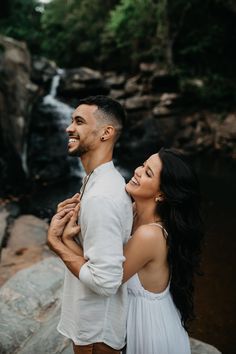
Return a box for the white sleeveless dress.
[126,223,191,354]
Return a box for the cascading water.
[27,69,84,182]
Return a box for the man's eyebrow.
[71,115,86,122]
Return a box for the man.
[47,96,133,354]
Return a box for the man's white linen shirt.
[57,161,133,349]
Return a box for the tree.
[0,0,43,54]
[102,0,162,70]
[41,0,118,68]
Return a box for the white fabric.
[57,161,133,349]
[126,273,191,354]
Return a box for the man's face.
[66,104,100,157]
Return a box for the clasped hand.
[47,193,81,250]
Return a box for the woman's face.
[126,153,163,201]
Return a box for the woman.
[60,148,203,354]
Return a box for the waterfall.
[28,69,83,180]
[43,68,73,125]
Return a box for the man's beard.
[68,144,90,157]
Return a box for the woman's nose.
[134,166,141,177]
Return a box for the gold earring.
[155,197,162,203]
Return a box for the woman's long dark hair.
[157,148,204,331]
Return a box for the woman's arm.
[122,225,165,283]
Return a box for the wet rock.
[58,67,110,98]
[139,62,158,74]
[190,338,221,354]
[32,56,58,86]
[125,95,159,111]
[110,89,126,100]
[0,215,50,286]
[159,93,180,107]
[0,35,39,195]
[152,105,173,117]
[7,215,48,250]
[151,71,179,93]
[0,257,222,354]
[220,113,236,139]
[0,206,9,249]
[104,73,126,89]
[0,257,65,354]
[124,75,142,96]
[176,126,195,144]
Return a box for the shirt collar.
[92,161,114,177]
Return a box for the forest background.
[0,1,236,354]
[1,0,236,110]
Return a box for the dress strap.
[148,223,168,239]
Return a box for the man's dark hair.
[78,95,126,140]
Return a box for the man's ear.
[100,125,115,141]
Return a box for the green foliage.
[0,0,43,53]
[41,0,118,67]
[0,0,236,109]
[102,0,162,69]
[169,0,236,79]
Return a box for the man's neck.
[80,150,113,174]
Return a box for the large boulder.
[0,257,222,354]
[0,214,50,286]
[0,35,38,195]
[58,67,110,98]
[0,257,69,354]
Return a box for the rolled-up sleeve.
[79,195,125,296]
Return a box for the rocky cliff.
[0,35,38,194]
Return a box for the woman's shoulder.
[133,223,167,245]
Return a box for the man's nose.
[66,123,74,133]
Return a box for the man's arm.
[79,196,125,296]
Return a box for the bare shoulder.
[132,224,167,247]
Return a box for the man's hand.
[47,208,74,251]
[47,207,86,276]
[62,203,81,241]
[57,193,80,213]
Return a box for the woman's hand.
[57,193,80,213]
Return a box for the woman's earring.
[155,197,159,203]
[101,137,105,141]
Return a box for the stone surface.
[58,67,109,97]
[0,35,39,195]
[0,257,66,354]
[0,257,222,354]
[0,207,9,248]
[190,338,221,354]
[0,215,50,286]
[125,95,159,111]
[7,214,48,250]
[32,56,58,85]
